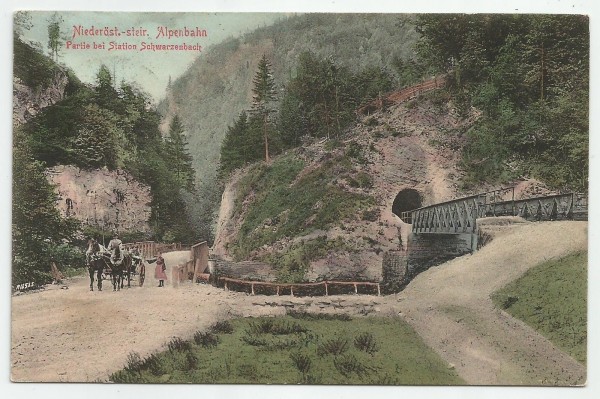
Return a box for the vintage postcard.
[8,3,592,394]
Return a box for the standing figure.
[154,253,167,287]
[106,233,122,253]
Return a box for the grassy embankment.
[229,149,376,282]
[110,313,464,384]
[491,251,587,364]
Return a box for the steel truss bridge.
[400,188,588,234]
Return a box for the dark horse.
[109,245,126,291]
[86,239,109,291]
[109,246,139,290]
[120,250,135,289]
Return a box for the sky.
[19,11,285,101]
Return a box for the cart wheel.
[139,265,145,287]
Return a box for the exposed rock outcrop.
[46,165,152,233]
[13,72,69,128]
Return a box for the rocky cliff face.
[46,166,152,233]
[12,72,69,128]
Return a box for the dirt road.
[396,219,587,385]
[11,221,587,384]
[10,251,281,382]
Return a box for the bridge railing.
[408,194,486,234]
[402,189,587,233]
[483,192,587,221]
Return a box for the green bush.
[241,332,268,347]
[182,352,199,371]
[365,117,378,127]
[361,208,380,222]
[318,336,349,356]
[193,331,219,348]
[324,139,343,151]
[354,332,379,355]
[290,352,312,375]
[236,363,259,379]
[345,141,363,159]
[210,320,234,334]
[124,352,143,373]
[354,172,373,189]
[142,353,167,376]
[48,243,85,271]
[167,337,192,353]
[333,353,372,377]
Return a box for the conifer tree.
[47,13,64,62]
[14,11,32,38]
[95,64,118,110]
[167,114,196,191]
[251,55,277,164]
[13,129,78,285]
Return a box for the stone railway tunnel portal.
[392,188,423,220]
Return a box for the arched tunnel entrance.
[392,189,423,223]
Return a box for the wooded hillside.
[161,14,423,232]
[416,14,588,191]
[13,37,199,286]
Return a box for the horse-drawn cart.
[101,256,146,287]
[87,239,148,291]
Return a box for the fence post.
[512,186,516,216]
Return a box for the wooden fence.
[218,277,381,297]
[122,241,191,259]
[357,75,447,115]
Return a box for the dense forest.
[217,14,588,192]
[218,51,398,177]
[13,33,198,286]
[416,14,588,191]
